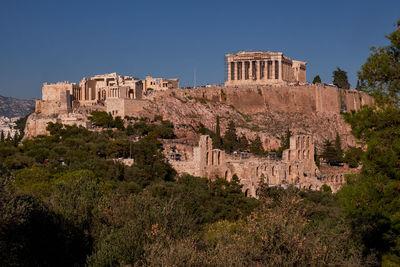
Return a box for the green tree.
[249,136,265,155]
[356,80,361,90]
[321,140,337,164]
[344,147,363,168]
[222,120,238,153]
[12,133,19,147]
[334,133,344,163]
[46,122,64,136]
[0,191,89,266]
[276,129,292,157]
[312,75,322,84]
[338,23,400,265]
[358,20,400,104]
[15,114,30,132]
[88,111,113,128]
[112,116,125,130]
[238,135,249,152]
[333,67,350,89]
[213,116,222,149]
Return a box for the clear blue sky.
[0,0,399,99]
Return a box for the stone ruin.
[225,51,306,87]
[166,134,346,196]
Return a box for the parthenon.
[225,51,307,86]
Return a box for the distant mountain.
[0,95,35,118]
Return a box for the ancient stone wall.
[23,113,88,139]
[105,99,150,117]
[167,134,328,197]
[171,85,373,115]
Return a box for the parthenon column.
[235,61,239,80]
[228,60,232,81]
[272,60,276,79]
[249,61,253,81]
[242,61,246,81]
[256,60,261,81]
[278,60,282,81]
[232,61,236,81]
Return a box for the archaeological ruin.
[166,134,345,196]
[24,51,374,195]
[225,51,306,86]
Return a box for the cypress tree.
[0,130,4,142]
[213,116,222,149]
[322,140,336,164]
[276,129,292,157]
[13,132,19,147]
[334,133,344,162]
[356,80,361,90]
[223,120,238,153]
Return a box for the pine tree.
[333,67,350,89]
[312,75,322,84]
[0,130,4,142]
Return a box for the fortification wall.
[172,85,373,115]
[24,113,88,139]
[106,99,150,117]
[42,82,73,101]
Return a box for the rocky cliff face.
[137,85,371,152]
[24,85,372,154]
[0,95,35,118]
